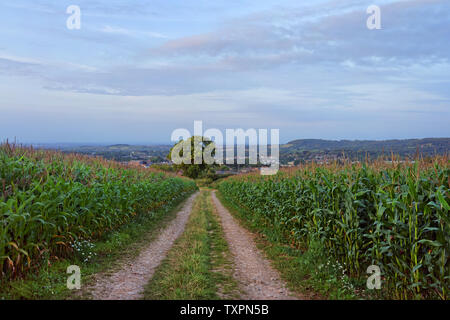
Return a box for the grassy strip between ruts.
[144,190,240,300]
[215,190,379,300]
[0,190,196,300]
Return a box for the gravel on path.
[211,191,303,300]
[86,192,199,300]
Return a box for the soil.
[85,192,199,300]
[211,191,303,300]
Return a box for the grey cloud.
[2,0,450,98]
[0,58,43,76]
[147,0,450,70]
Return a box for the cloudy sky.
[0,0,449,144]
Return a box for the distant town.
[33,137,449,173]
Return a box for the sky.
[0,0,449,144]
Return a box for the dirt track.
[211,191,302,300]
[84,190,302,300]
[85,192,198,300]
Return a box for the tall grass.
[0,143,197,279]
[218,157,449,299]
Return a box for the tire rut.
[211,191,303,300]
[85,192,199,300]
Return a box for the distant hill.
[280,138,449,163]
[54,144,172,163]
[107,144,131,147]
[36,138,449,165]
[283,138,449,152]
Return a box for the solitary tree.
[167,136,217,179]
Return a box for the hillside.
[34,138,450,166]
[281,138,450,163]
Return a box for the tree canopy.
[167,136,217,179]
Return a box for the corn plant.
[218,157,449,299]
[0,143,197,279]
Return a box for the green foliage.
[167,136,217,179]
[0,194,190,299]
[0,143,197,280]
[150,163,177,173]
[218,160,450,299]
[216,191,360,299]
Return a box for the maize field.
[0,143,197,279]
[218,158,449,299]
